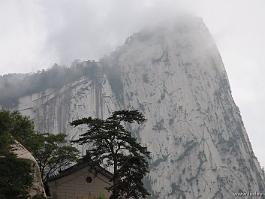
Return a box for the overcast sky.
[0,0,264,166]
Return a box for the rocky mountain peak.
[4,17,265,198]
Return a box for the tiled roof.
[47,157,113,182]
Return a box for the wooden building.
[47,159,112,199]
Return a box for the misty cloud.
[0,0,264,166]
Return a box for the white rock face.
[17,72,118,154]
[16,17,265,198]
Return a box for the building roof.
[47,157,113,182]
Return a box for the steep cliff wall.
[14,17,265,198]
[17,66,119,154]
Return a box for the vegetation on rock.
[0,110,33,199]
[30,133,79,183]
[0,110,79,198]
[0,61,98,108]
[71,110,151,199]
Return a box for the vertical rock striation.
[12,17,264,198]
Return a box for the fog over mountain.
[0,0,264,168]
[4,18,265,198]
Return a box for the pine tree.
[70,110,151,199]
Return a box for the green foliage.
[97,193,106,199]
[0,110,34,199]
[71,110,151,199]
[0,60,98,108]
[0,155,33,199]
[0,110,35,152]
[0,131,12,155]
[32,194,46,199]
[0,113,13,155]
[0,109,79,193]
[30,133,80,182]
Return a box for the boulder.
[12,141,47,198]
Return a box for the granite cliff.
[2,17,264,198]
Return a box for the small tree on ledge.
[70,110,151,199]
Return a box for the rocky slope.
[10,17,265,198]
[12,141,46,198]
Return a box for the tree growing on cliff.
[29,133,79,183]
[0,110,33,199]
[70,110,151,199]
[0,110,79,184]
